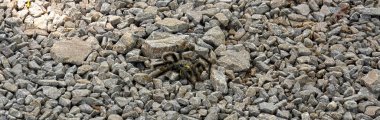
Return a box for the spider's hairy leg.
[162,52,179,62]
[151,61,172,69]
[149,64,173,78]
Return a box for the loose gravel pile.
[1,0,380,119]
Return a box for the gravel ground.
[1,0,380,120]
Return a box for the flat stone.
[42,86,61,99]
[141,35,189,58]
[361,69,380,92]
[50,38,92,65]
[218,50,251,72]
[210,66,228,94]
[358,8,380,16]
[156,18,189,33]
[203,26,225,47]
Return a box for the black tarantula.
[148,50,215,85]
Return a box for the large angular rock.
[218,50,251,72]
[113,32,137,54]
[210,66,228,94]
[50,38,92,65]
[156,18,189,33]
[202,26,225,47]
[141,35,189,58]
[361,69,380,92]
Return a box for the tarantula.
[148,51,215,84]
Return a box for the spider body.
[149,51,213,84]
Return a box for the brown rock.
[50,38,93,65]
[141,35,189,58]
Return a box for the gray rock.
[258,102,278,114]
[277,110,290,119]
[9,108,22,118]
[255,3,270,14]
[156,18,189,33]
[166,111,180,120]
[42,86,61,99]
[28,61,41,70]
[344,100,358,110]
[115,97,129,107]
[113,32,137,54]
[256,61,270,72]
[210,66,228,94]
[141,35,189,58]
[359,8,380,16]
[59,97,71,107]
[98,61,110,73]
[77,65,93,74]
[292,4,311,16]
[327,101,338,111]
[4,17,22,26]
[204,107,219,120]
[218,50,251,72]
[50,38,92,65]
[308,0,319,11]
[11,64,23,75]
[100,3,111,14]
[186,11,202,24]
[203,26,226,47]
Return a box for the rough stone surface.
[141,35,189,58]
[218,50,251,72]
[50,38,92,65]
